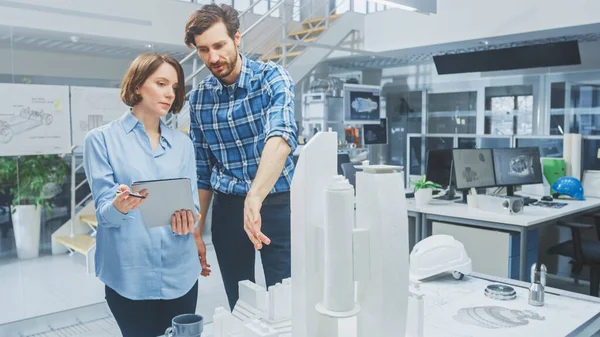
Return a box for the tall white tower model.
[291,130,409,337]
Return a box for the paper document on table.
[417,275,600,337]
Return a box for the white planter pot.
[12,205,42,259]
[414,189,432,207]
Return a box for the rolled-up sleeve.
[184,137,201,229]
[263,65,298,153]
[189,92,216,191]
[82,130,133,228]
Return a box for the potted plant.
[411,175,441,207]
[0,155,68,259]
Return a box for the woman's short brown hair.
[184,4,240,48]
[120,53,186,114]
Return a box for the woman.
[83,53,211,337]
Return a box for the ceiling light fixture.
[70,36,80,43]
[368,0,417,11]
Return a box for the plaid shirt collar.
[204,54,252,93]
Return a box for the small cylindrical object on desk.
[563,133,573,176]
[322,175,355,313]
[466,194,478,209]
[571,133,582,180]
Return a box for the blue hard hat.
[551,176,585,200]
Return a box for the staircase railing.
[255,0,353,68]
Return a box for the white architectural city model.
[212,130,424,337]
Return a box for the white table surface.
[200,273,600,337]
[406,194,600,227]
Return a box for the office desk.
[195,272,600,337]
[407,195,600,281]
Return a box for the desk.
[418,272,600,337]
[407,195,600,281]
[196,272,600,337]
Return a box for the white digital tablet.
[131,178,198,229]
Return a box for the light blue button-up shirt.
[83,112,201,300]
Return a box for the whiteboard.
[0,83,71,156]
[70,86,128,147]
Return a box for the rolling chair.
[547,214,600,297]
[341,162,357,191]
[338,153,351,176]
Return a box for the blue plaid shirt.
[188,55,298,196]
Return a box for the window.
[427,91,477,134]
[484,85,534,136]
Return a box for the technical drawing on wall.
[70,86,128,147]
[508,155,534,177]
[80,115,105,134]
[0,107,54,144]
[454,306,545,329]
[0,83,71,156]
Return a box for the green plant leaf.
[0,155,69,210]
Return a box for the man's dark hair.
[185,4,240,48]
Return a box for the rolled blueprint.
[322,175,355,313]
[563,133,573,177]
[571,133,582,180]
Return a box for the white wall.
[0,0,286,51]
[365,0,600,52]
[0,48,130,81]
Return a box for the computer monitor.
[343,84,381,125]
[452,148,496,202]
[363,118,388,145]
[492,147,543,196]
[425,149,458,200]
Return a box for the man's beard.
[210,51,238,79]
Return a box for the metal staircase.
[52,0,365,272]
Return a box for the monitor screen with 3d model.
[493,147,543,193]
[343,84,381,125]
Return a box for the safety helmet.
[551,176,585,200]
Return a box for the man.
[185,4,297,310]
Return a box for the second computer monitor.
[426,149,453,189]
[493,147,543,195]
[452,148,496,190]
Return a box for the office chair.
[341,162,357,190]
[338,153,351,176]
[547,215,600,297]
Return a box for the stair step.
[56,234,96,255]
[262,51,302,62]
[280,37,317,49]
[303,14,340,28]
[80,214,97,227]
[288,26,326,39]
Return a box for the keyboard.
[532,201,568,208]
[514,194,537,206]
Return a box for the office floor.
[0,241,263,336]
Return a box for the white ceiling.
[0,25,193,60]
[325,27,600,72]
